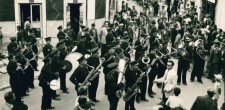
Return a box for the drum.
[65,52,82,73]
[50,80,60,90]
[60,60,72,73]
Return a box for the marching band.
[0,0,225,110]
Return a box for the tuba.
[116,59,127,98]
[196,47,207,60]
[123,72,145,101]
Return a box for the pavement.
[0,0,224,109]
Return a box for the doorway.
[19,4,42,38]
[68,4,81,41]
[20,4,31,29]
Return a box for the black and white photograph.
[0,0,224,110]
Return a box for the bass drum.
[50,79,60,90]
[65,52,83,73]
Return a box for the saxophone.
[123,72,145,101]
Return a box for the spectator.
[191,87,217,110]
[2,92,15,110]
[166,87,186,110]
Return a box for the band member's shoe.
[92,99,100,102]
[140,98,149,102]
[190,79,194,82]
[47,106,55,109]
[55,94,60,97]
[177,83,180,85]
[183,83,187,85]
[52,97,61,100]
[149,94,154,98]
[197,80,203,84]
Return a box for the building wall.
[215,0,225,31]
[0,0,15,21]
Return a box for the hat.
[10,37,16,41]
[107,62,118,68]
[57,25,63,30]
[17,25,22,29]
[45,37,51,41]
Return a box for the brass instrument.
[78,58,105,92]
[116,59,127,98]
[123,72,145,101]
[196,47,206,60]
[142,51,150,65]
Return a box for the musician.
[56,41,69,93]
[120,35,131,59]
[87,47,100,102]
[177,38,192,85]
[127,21,134,43]
[154,60,177,102]
[42,37,53,57]
[190,38,205,84]
[106,62,124,110]
[89,23,98,43]
[70,56,89,95]
[38,57,55,110]
[7,37,18,56]
[26,29,38,71]
[102,45,116,95]
[147,41,169,98]
[7,53,23,103]
[74,96,94,110]
[57,25,66,41]
[23,23,31,44]
[76,36,89,55]
[208,39,222,82]
[50,49,61,100]
[124,61,141,110]
[134,34,148,61]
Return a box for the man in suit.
[191,87,217,110]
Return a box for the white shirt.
[166,96,186,109]
[100,27,108,44]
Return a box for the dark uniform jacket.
[38,63,55,87]
[70,65,89,88]
[7,59,23,98]
[106,69,121,97]
[43,44,53,57]
[57,31,66,40]
[125,66,140,89]
[17,31,24,42]
[102,52,116,74]
[7,42,18,55]
[65,28,76,41]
